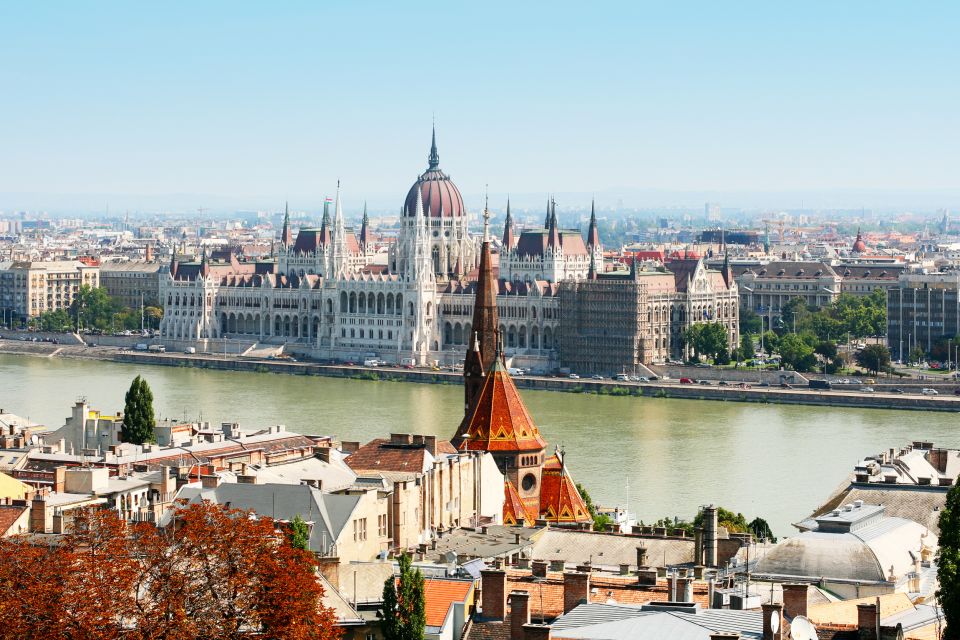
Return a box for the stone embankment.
[2,337,958,413]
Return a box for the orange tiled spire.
[539,451,592,525]
[457,350,548,453]
[503,479,536,527]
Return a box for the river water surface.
[2,354,955,537]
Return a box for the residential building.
[98,260,165,308]
[736,261,841,319]
[0,259,99,320]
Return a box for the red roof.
[538,454,592,524]
[457,358,547,454]
[503,479,536,527]
[0,505,28,536]
[422,578,474,628]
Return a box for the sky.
[1,1,958,212]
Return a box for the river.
[2,353,956,537]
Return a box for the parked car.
[756,382,771,387]
[891,388,904,394]
[637,376,650,382]
[591,374,604,380]
[921,388,939,396]
[679,377,694,384]
[615,374,630,381]
[860,387,875,393]
[698,380,711,385]
[568,373,580,380]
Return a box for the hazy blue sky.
[1,1,958,210]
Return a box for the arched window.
[453,323,463,344]
[444,322,452,345]
[387,293,394,314]
[409,302,414,316]
[531,326,539,349]
[377,293,385,314]
[368,293,375,314]
[349,292,357,313]
[340,292,348,313]
[358,293,366,313]
[396,294,403,315]
[327,299,333,313]
[519,325,527,348]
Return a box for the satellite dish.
[790,616,818,640]
[770,609,780,634]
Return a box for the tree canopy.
[121,376,156,445]
[0,503,339,640]
[681,322,730,363]
[382,553,426,640]
[938,482,960,639]
[855,344,891,375]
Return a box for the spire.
[547,198,561,249]
[586,198,600,249]
[721,228,733,289]
[453,214,500,439]
[482,186,490,243]
[280,201,292,248]
[544,195,551,228]
[502,197,515,250]
[428,123,440,170]
[359,201,370,251]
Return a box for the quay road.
[3,338,958,413]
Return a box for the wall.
[651,364,809,386]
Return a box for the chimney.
[676,577,694,603]
[523,624,551,640]
[315,556,339,589]
[619,563,631,576]
[30,491,48,533]
[636,546,648,568]
[53,466,66,493]
[856,601,879,638]
[637,568,658,585]
[782,583,809,619]
[531,560,547,578]
[563,571,590,614]
[200,474,221,489]
[510,591,531,640]
[424,435,438,456]
[390,433,413,445]
[761,603,784,640]
[702,505,719,567]
[481,569,507,621]
[340,441,360,454]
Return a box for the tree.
[938,482,960,639]
[748,517,777,543]
[761,330,780,356]
[144,306,164,330]
[592,512,614,532]
[289,514,311,553]
[739,308,762,335]
[780,298,809,333]
[738,334,755,363]
[777,334,817,372]
[381,553,426,640]
[856,344,891,375]
[909,345,926,365]
[121,375,156,444]
[0,503,339,640]
[682,322,729,363]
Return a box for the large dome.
[403,129,465,218]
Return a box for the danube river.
[2,353,956,537]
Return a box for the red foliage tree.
[0,502,340,640]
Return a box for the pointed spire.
[547,198,560,249]
[280,201,293,248]
[428,123,440,170]
[586,198,600,249]
[482,185,490,243]
[502,197,515,250]
[359,201,370,251]
[545,195,551,228]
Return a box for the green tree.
[381,553,426,640]
[909,345,926,365]
[592,512,613,532]
[739,308,762,335]
[761,330,780,356]
[144,306,164,330]
[694,506,749,534]
[121,375,156,444]
[780,298,810,333]
[69,285,117,331]
[777,334,817,372]
[856,344,891,375]
[938,482,960,638]
[576,482,597,519]
[738,334,755,363]
[682,322,729,363]
[748,517,777,542]
[288,514,311,553]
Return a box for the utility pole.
[140,292,144,334]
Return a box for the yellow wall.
[0,471,32,500]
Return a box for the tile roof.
[0,504,28,535]
[345,439,431,473]
[423,578,474,628]
[538,455,591,525]
[458,359,547,454]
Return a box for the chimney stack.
[782,583,809,619]
[563,571,590,614]
[761,603,784,640]
[510,591,531,640]
[531,560,547,578]
[636,546,648,568]
[481,569,507,621]
[523,625,551,640]
[702,505,719,567]
[856,601,880,638]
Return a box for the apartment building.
[0,260,99,320]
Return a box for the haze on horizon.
[1,1,958,213]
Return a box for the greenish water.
[2,354,956,536]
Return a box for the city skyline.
[1,2,959,212]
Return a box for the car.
[698,380,711,385]
[694,363,711,368]
[403,364,414,369]
[615,374,630,381]
[780,382,792,388]
[649,375,661,381]
[637,376,650,382]
[860,387,875,393]
[921,388,939,396]
[568,373,580,379]
[591,374,604,380]
[891,388,904,394]
[718,380,729,386]
[736,382,751,389]
[757,382,771,387]
[679,377,694,384]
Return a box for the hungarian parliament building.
[159,131,739,371]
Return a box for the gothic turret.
[453,205,500,444]
[502,198,515,251]
[280,201,293,248]
[586,199,600,249]
[359,201,370,252]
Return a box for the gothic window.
[349,292,357,313]
[444,322,452,345]
[377,293,385,314]
[340,292,348,313]
[396,295,403,315]
[453,323,463,345]
[519,326,527,348]
[358,293,366,313]
[387,293,394,314]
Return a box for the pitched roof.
[345,438,436,474]
[538,454,592,524]
[423,578,474,628]
[503,479,536,527]
[458,358,547,454]
[0,504,28,536]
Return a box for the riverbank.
[3,338,959,413]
